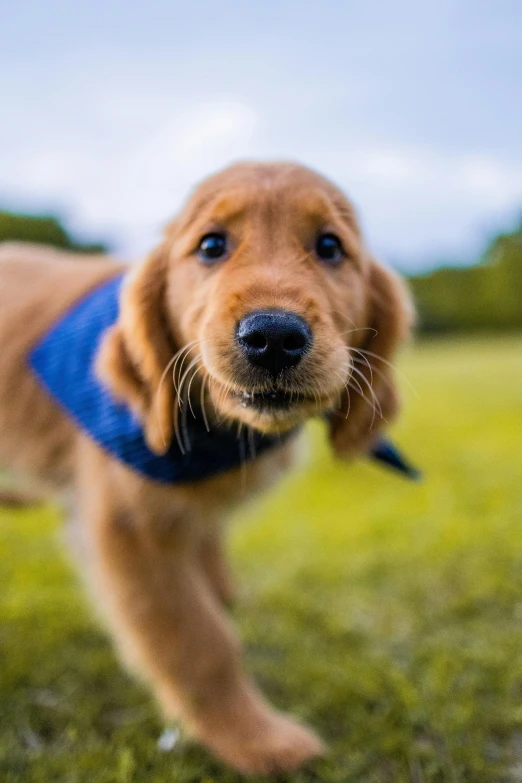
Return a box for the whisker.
[180,382,191,452]
[179,355,205,452]
[346,374,378,429]
[172,345,203,455]
[176,352,202,407]
[199,373,210,432]
[351,356,393,392]
[353,348,418,396]
[155,353,181,448]
[171,342,200,407]
[329,308,358,329]
[186,360,204,420]
[173,404,186,455]
[343,384,352,419]
[339,326,380,340]
[155,339,200,449]
[350,349,373,385]
[346,377,374,414]
[349,363,383,421]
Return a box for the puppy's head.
[98,162,413,458]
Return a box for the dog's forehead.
[179,163,359,230]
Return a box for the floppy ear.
[96,244,177,455]
[328,257,414,458]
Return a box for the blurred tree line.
[0,209,107,254]
[1,208,520,333]
[409,222,522,333]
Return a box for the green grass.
[1,335,521,782]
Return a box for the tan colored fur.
[0,163,412,774]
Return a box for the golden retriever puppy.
[0,162,412,774]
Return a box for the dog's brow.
[284,189,356,229]
[294,191,334,214]
[184,190,254,231]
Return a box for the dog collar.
[29,274,420,485]
[369,437,421,481]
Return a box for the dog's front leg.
[198,529,236,607]
[77,449,323,774]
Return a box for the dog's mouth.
[230,388,310,413]
[203,353,342,432]
[205,371,340,434]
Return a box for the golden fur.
[0,162,412,774]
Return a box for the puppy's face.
[99,162,411,457]
[163,163,370,434]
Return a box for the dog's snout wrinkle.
[236,309,312,378]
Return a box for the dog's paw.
[202,710,325,775]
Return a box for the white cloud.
[0,100,260,255]
[332,146,522,210]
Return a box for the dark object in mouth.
[369,437,421,481]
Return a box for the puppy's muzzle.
[236,309,312,378]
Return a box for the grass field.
[1,336,521,783]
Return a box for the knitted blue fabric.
[29,275,290,484]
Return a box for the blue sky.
[1,0,521,271]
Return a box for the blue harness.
[30,275,419,484]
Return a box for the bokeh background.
[1,2,521,782]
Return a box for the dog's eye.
[198,233,228,263]
[315,233,344,264]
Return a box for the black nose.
[236,309,312,377]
